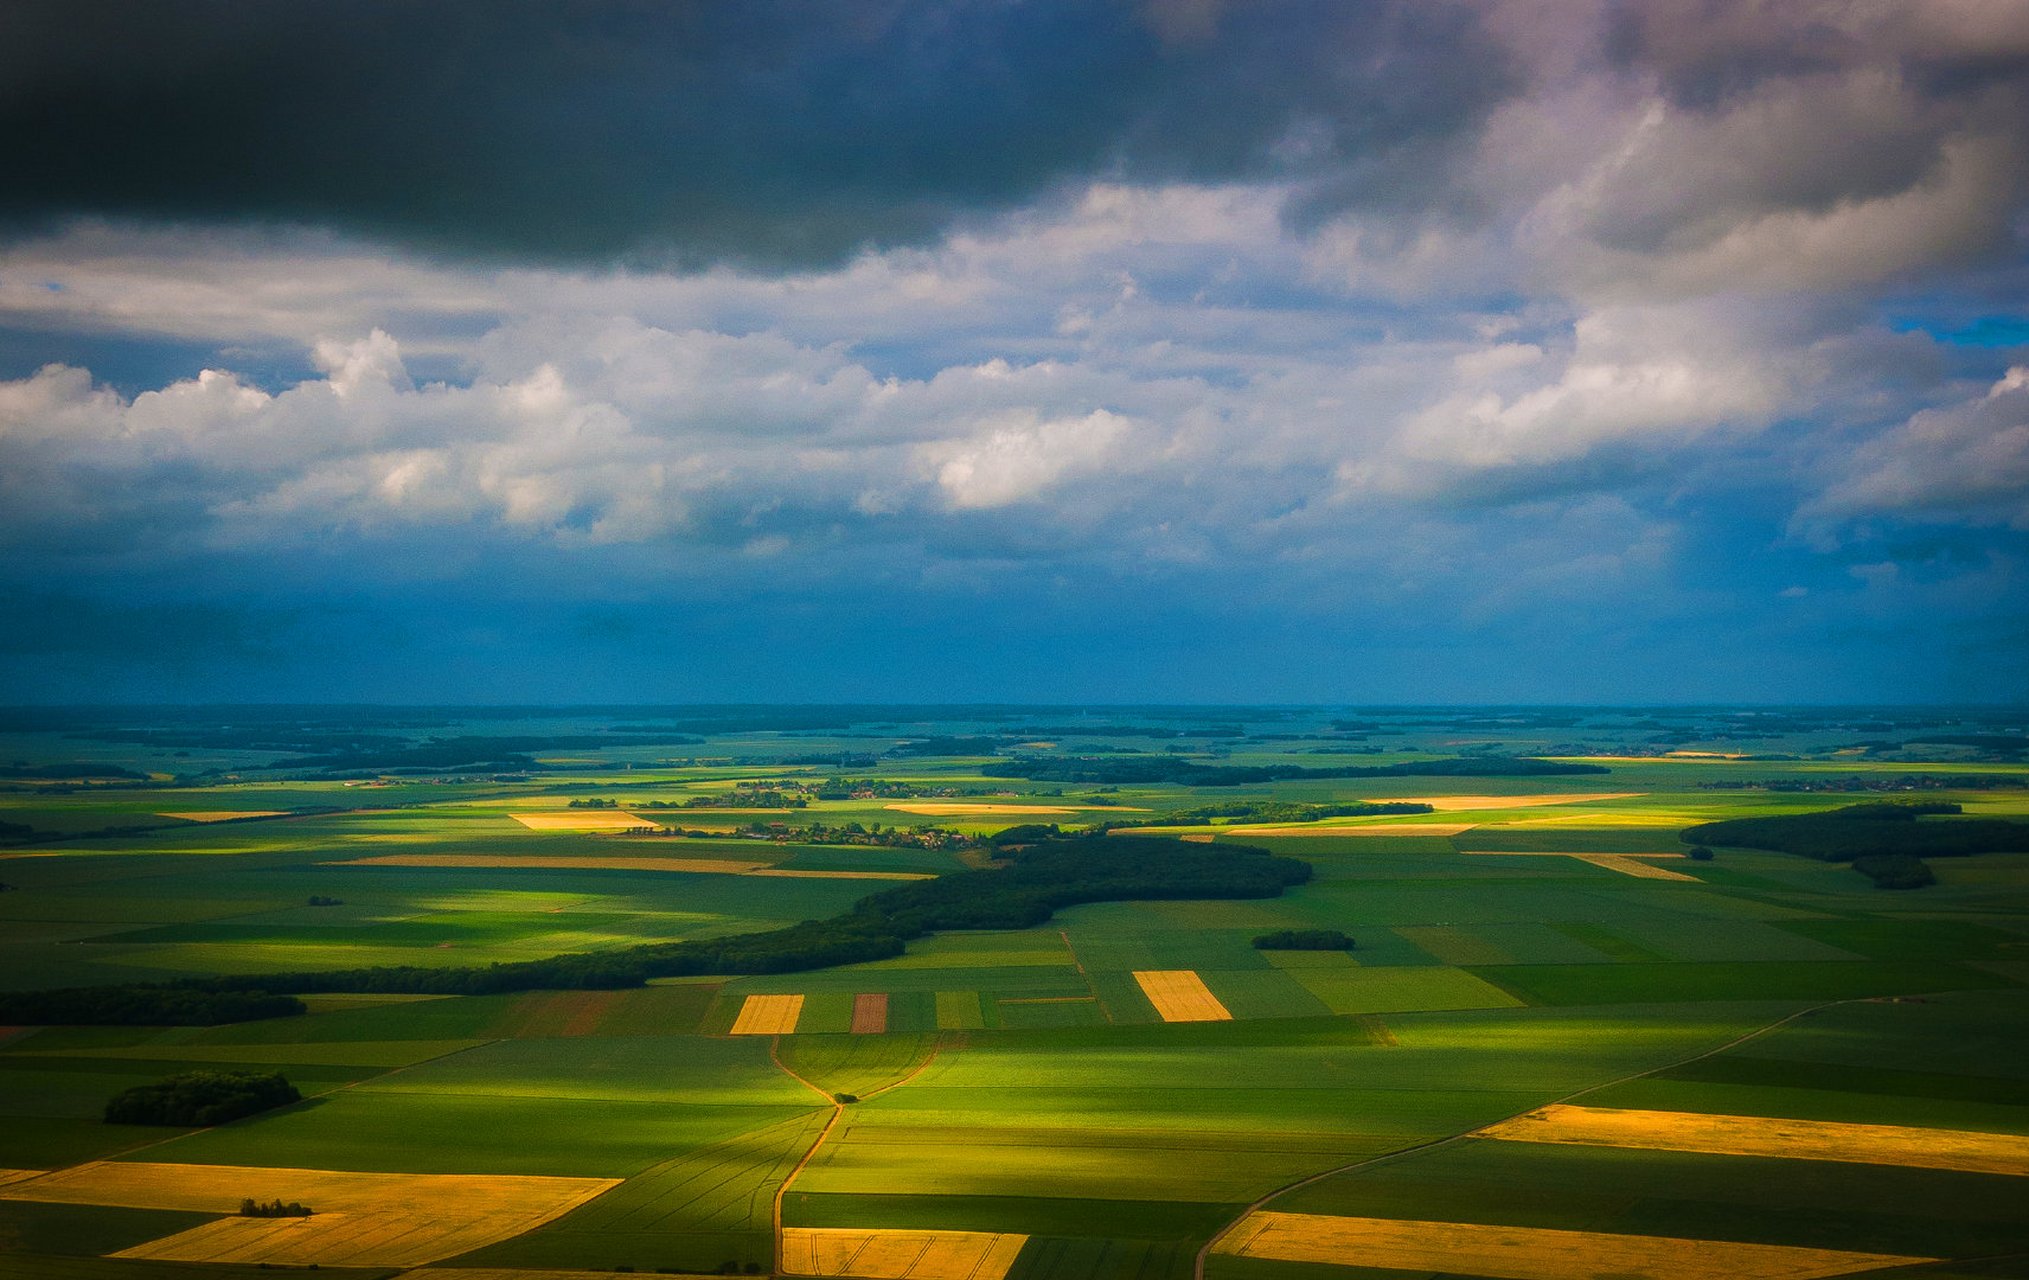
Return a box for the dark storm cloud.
[0,0,1512,267]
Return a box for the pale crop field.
[0,1161,616,1269]
[1132,970,1232,1022]
[1395,793,1641,810]
[1477,1105,2029,1176]
[508,811,657,831]
[729,993,806,1035]
[780,1227,1028,1280]
[1216,1211,1934,1280]
[158,811,292,822]
[1460,851,1700,880]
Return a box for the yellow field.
[508,811,656,831]
[1395,792,1641,810]
[1216,1211,1933,1280]
[884,803,1079,815]
[0,1170,42,1189]
[396,1270,721,1280]
[1461,851,1699,881]
[327,854,769,874]
[780,1227,1028,1279]
[747,868,937,881]
[1,1161,615,1269]
[1133,970,1232,1022]
[729,993,805,1035]
[159,810,291,822]
[1214,821,1478,838]
[1478,1105,2029,1176]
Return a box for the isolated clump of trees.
[1252,929,1355,951]
[104,1070,301,1126]
[1852,854,1937,890]
[240,1198,312,1218]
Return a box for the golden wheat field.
[1,1162,615,1268]
[1477,1105,2029,1176]
[1215,1211,1934,1280]
[1132,970,1231,1022]
[779,1227,1028,1280]
[729,993,806,1035]
[508,811,657,830]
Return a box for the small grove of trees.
[1253,929,1356,951]
[1853,854,1938,890]
[240,1198,312,1217]
[104,1070,301,1126]
[307,895,344,907]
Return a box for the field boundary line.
[1191,995,1885,1280]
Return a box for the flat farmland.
[1,712,2026,1279]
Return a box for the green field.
[2,706,2026,1278]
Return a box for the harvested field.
[851,992,889,1035]
[1133,970,1232,1022]
[885,803,1079,816]
[158,811,291,822]
[1478,1105,2029,1176]
[0,1170,42,1189]
[508,811,655,831]
[1582,854,1699,881]
[780,1227,1028,1280]
[1395,793,1641,811]
[0,1161,615,1269]
[1220,821,1478,838]
[747,868,937,881]
[1215,1211,1933,1280]
[1462,851,1699,880]
[325,854,769,874]
[729,993,805,1036]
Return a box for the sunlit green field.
[1,707,2025,1279]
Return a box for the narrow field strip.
[851,992,889,1034]
[1461,851,1699,881]
[396,1269,723,1279]
[1133,970,1233,1022]
[1478,1104,2029,1176]
[1208,821,1479,838]
[0,1169,43,1189]
[1396,792,1642,810]
[730,993,806,1035]
[885,803,1079,815]
[158,810,291,822]
[327,853,770,874]
[747,868,938,881]
[780,1227,1028,1279]
[508,811,657,830]
[0,1162,615,1269]
[1216,1211,1934,1280]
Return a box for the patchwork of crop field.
[1,707,2026,1279]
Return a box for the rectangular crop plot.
[852,993,889,1035]
[0,1161,616,1269]
[935,991,986,1030]
[1216,1210,1934,1279]
[1132,970,1232,1022]
[781,1226,1028,1279]
[1287,965,1524,1015]
[1478,1105,2029,1176]
[509,811,658,831]
[730,994,806,1035]
[328,854,769,874]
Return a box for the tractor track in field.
[767,1032,945,1276]
[1191,993,1910,1280]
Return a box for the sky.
[1,0,2026,704]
